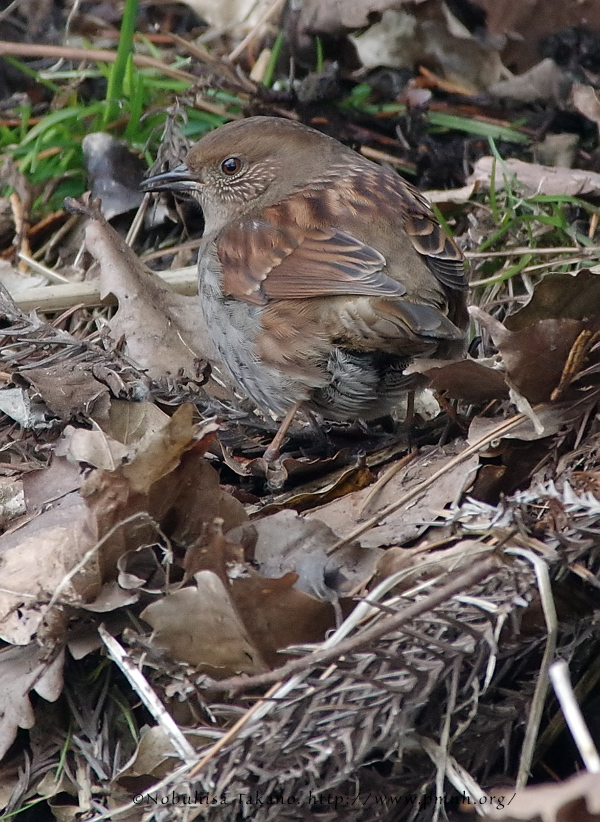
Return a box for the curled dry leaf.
[471,284,600,407]
[470,0,600,72]
[85,208,216,379]
[0,406,228,646]
[176,0,274,32]
[351,8,503,92]
[471,306,584,404]
[141,570,268,677]
[82,132,145,220]
[295,0,403,35]
[409,357,509,404]
[504,270,600,331]
[0,644,65,760]
[0,491,98,645]
[488,58,570,104]
[116,725,186,783]
[571,83,600,137]
[56,425,131,471]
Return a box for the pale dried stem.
[328,413,527,553]
[0,40,195,82]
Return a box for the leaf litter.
[2,2,600,820]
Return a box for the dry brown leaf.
[141,570,268,676]
[116,725,183,781]
[305,447,479,549]
[0,644,65,759]
[504,270,600,331]
[488,59,570,104]
[16,362,111,423]
[56,425,131,470]
[410,357,509,404]
[82,132,144,220]
[97,400,171,446]
[85,212,215,379]
[0,407,228,645]
[22,455,82,511]
[181,517,337,667]
[0,491,99,645]
[148,453,248,546]
[176,0,274,32]
[351,8,503,91]
[296,0,409,34]
[472,307,583,404]
[0,477,25,530]
[468,156,600,197]
[485,771,600,821]
[572,84,600,136]
[235,509,382,598]
[229,569,336,668]
[117,546,165,591]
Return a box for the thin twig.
[327,413,527,553]
[99,626,196,762]
[465,245,600,259]
[199,557,498,696]
[228,0,286,62]
[0,41,196,82]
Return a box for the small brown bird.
[142,116,467,440]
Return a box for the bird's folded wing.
[403,207,466,291]
[216,217,407,306]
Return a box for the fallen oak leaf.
[76,196,215,380]
[141,570,268,677]
[470,305,586,404]
[0,644,65,759]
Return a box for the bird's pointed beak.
[141,163,199,193]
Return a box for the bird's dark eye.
[220,157,242,175]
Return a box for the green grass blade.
[103,0,139,127]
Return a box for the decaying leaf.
[504,270,600,331]
[409,357,509,404]
[82,132,145,220]
[472,307,585,404]
[470,0,600,72]
[0,644,65,759]
[85,207,215,379]
[468,156,600,198]
[488,58,570,104]
[180,516,337,667]
[0,490,98,645]
[141,570,268,676]
[306,447,479,549]
[0,407,225,646]
[233,509,382,599]
[16,362,111,423]
[350,7,503,92]
[471,269,600,407]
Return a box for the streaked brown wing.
[399,184,467,292]
[216,211,407,306]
